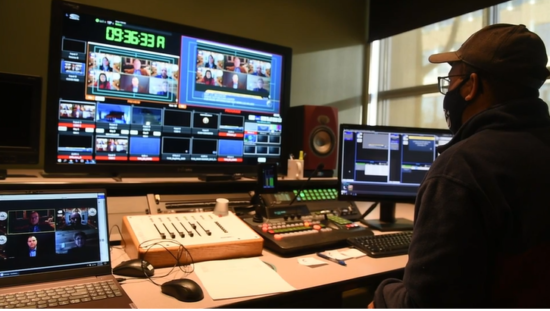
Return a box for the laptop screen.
[0,190,111,279]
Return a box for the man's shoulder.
[39,223,53,230]
[428,131,509,182]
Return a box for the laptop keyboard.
[0,280,123,309]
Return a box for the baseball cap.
[429,23,550,89]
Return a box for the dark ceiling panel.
[368,0,509,42]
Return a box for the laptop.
[0,189,135,308]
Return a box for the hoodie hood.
[438,98,550,154]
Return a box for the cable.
[137,238,195,286]
[360,202,380,219]
[109,224,127,250]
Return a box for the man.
[27,235,38,257]
[18,211,53,232]
[229,74,240,89]
[252,78,269,97]
[125,77,146,93]
[125,59,149,76]
[73,231,86,248]
[157,81,172,96]
[68,231,99,261]
[251,63,265,77]
[64,212,92,230]
[372,24,550,308]
[231,57,245,73]
[155,67,172,79]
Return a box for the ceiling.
[368,0,509,41]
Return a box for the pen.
[316,252,346,266]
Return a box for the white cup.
[287,159,304,179]
[213,198,229,216]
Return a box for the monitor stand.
[361,201,413,232]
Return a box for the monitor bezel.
[337,123,453,204]
[44,0,292,177]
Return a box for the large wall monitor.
[44,0,292,177]
[337,124,453,231]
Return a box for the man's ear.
[464,72,480,101]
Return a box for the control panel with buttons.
[261,188,361,221]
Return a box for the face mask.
[443,77,470,134]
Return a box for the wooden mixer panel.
[121,212,263,267]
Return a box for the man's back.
[434,99,550,244]
[373,23,550,309]
[412,99,550,307]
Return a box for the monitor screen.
[0,73,42,165]
[337,124,453,231]
[0,189,111,287]
[44,0,292,177]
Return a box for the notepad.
[325,250,353,260]
[339,248,367,258]
[194,257,296,300]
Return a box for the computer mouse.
[112,259,154,278]
[161,278,204,302]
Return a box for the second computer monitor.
[337,124,453,231]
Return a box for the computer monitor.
[337,124,453,231]
[0,72,42,165]
[43,0,292,177]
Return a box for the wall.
[0,0,366,169]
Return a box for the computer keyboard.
[0,280,123,308]
[347,231,412,258]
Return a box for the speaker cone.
[310,127,334,156]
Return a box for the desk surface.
[112,202,413,308]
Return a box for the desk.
[112,202,413,308]
[1,169,412,307]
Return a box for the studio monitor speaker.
[283,105,338,177]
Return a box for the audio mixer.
[146,187,371,257]
[121,211,263,268]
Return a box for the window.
[496,0,550,106]
[369,0,550,128]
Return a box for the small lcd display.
[257,163,278,194]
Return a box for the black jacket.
[373,98,550,308]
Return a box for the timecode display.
[105,26,165,49]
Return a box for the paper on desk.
[194,257,296,300]
[325,250,352,260]
[338,248,366,258]
[322,249,366,260]
[297,257,327,267]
